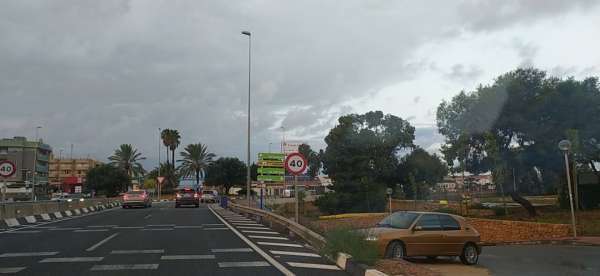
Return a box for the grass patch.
[321,228,380,266]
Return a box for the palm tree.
[161,129,171,167]
[160,129,181,170]
[178,143,215,186]
[108,144,146,181]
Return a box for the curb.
[482,239,600,247]
[2,201,121,228]
[336,253,388,276]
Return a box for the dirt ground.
[376,257,490,276]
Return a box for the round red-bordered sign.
[285,152,307,176]
[0,160,16,177]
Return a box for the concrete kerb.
[227,203,389,276]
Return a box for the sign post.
[386,188,393,214]
[157,176,165,201]
[0,160,17,203]
[285,153,307,223]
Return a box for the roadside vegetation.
[321,228,379,266]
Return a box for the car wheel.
[122,205,127,209]
[460,243,479,265]
[385,241,406,259]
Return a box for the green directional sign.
[258,167,285,175]
[258,175,284,182]
[258,152,285,161]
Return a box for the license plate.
[183,194,192,198]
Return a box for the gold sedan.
[365,211,481,265]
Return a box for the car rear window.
[438,215,461,231]
[181,189,195,194]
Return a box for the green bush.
[493,206,507,216]
[320,228,379,266]
[315,193,340,215]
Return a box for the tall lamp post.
[242,30,252,207]
[32,126,42,201]
[158,127,162,201]
[558,139,577,238]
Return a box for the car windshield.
[377,212,419,229]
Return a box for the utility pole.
[242,30,252,207]
[158,127,161,201]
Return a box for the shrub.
[321,228,379,266]
[315,193,340,215]
[493,206,507,216]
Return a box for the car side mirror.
[413,226,423,231]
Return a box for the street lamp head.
[241,31,251,36]
[558,140,572,152]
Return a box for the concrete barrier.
[0,198,121,220]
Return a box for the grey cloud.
[512,39,538,68]
[445,64,484,83]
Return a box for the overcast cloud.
[1,0,599,168]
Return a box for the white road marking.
[237,226,270,230]
[241,230,279,234]
[144,214,152,219]
[48,228,82,231]
[87,225,117,228]
[74,229,109,232]
[173,226,204,229]
[249,235,289,240]
[4,230,41,234]
[24,216,36,223]
[232,223,261,226]
[146,224,175,227]
[41,214,52,221]
[202,223,225,226]
[34,226,57,229]
[160,255,215,260]
[39,257,104,263]
[53,212,63,218]
[141,228,173,231]
[90,264,159,271]
[228,219,253,222]
[208,206,294,276]
[0,252,58,257]
[286,262,341,270]
[0,207,118,234]
[111,250,164,254]
[257,242,303,248]
[0,267,26,273]
[203,228,229,231]
[271,251,321,257]
[211,248,253,253]
[113,226,143,229]
[86,233,119,252]
[218,261,270,268]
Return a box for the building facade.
[0,136,52,186]
[48,157,101,193]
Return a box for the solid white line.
[74,229,109,232]
[218,261,270,268]
[0,252,58,257]
[141,228,173,231]
[86,233,119,252]
[160,255,215,260]
[0,267,26,273]
[257,242,303,248]
[48,227,82,231]
[211,248,253,253]
[173,225,203,229]
[248,235,289,240]
[90,264,159,271]
[40,257,104,263]
[241,230,279,234]
[286,262,340,270]
[87,225,117,228]
[271,250,321,257]
[110,250,164,254]
[208,206,294,276]
[237,226,270,230]
[203,228,229,231]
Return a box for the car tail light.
[176,193,182,199]
[123,194,128,200]
[194,193,199,198]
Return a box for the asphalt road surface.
[0,202,347,276]
[480,244,600,276]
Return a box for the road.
[0,202,346,276]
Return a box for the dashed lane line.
[257,242,303,248]
[74,229,109,233]
[48,228,82,231]
[211,248,253,253]
[87,225,117,228]
[86,233,119,252]
[90,264,159,271]
[0,267,26,273]
[237,226,271,230]
[208,206,294,276]
[146,224,175,227]
[286,262,341,270]
[39,257,104,263]
[0,252,58,258]
[270,251,321,258]
[141,228,173,231]
[173,225,204,229]
[160,255,215,260]
[218,261,271,268]
[203,228,230,231]
[231,223,262,226]
[248,235,289,240]
[202,223,225,226]
[2,230,41,234]
[110,250,164,254]
[113,226,143,229]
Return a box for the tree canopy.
[85,164,130,197]
[178,143,215,186]
[204,157,247,194]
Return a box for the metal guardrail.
[228,202,326,250]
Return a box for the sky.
[1,0,600,169]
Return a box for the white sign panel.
[283,141,302,154]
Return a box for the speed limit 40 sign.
[0,160,16,178]
[285,152,307,176]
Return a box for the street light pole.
[242,30,252,207]
[158,127,161,201]
[32,126,42,202]
[559,140,577,238]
